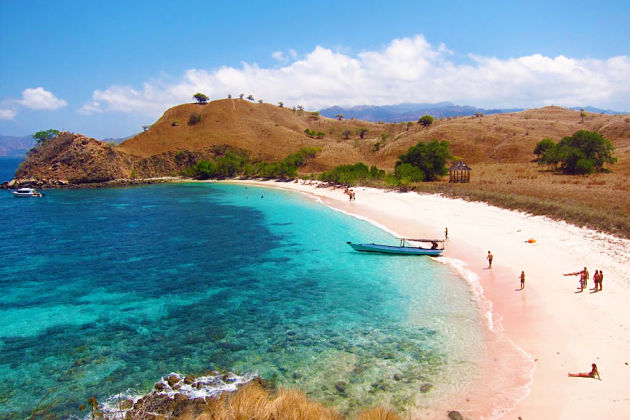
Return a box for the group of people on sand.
[564,267,604,292]
[343,186,356,201]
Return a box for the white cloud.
[0,108,17,119]
[79,35,630,117]
[19,87,67,110]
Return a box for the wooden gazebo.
[449,161,472,183]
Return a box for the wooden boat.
[346,238,445,256]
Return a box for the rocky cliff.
[6,131,240,188]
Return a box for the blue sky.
[1,0,628,138]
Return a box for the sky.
[1,0,629,139]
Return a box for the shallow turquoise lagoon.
[0,179,484,418]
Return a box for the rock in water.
[419,383,433,393]
[334,381,347,393]
[448,410,464,420]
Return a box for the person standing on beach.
[593,270,599,291]
[445,227,448,239]
[583,267,589,289]
[599,270,604,291]
[520,271,526,289]
[487,251,493,268]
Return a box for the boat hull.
[347,242,443,256]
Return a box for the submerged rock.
[448,410,464,420]
[334,381,347,393]
[419,383,433,393]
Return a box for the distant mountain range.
[0,134,131,157]
[319,102,627,122]
[0,135,35,157]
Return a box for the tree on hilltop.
[247,95,255,101]
[33,129,60,143]
[342,130,352,139]
[278,101,284,108]
[358,128,368,139]
[418,115,434,127]
[193,93,209,104]
[336,114,344,121]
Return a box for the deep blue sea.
[0,157,484,419]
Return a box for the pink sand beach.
[229,179,630,419]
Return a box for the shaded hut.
[449,161,472,183]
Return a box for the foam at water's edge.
[98,372,258,420]
[434,256,536,420]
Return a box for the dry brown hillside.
[119,100,630,173]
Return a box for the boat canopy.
[400,238,446,243]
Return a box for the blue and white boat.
[11,187,43,197]
[347,238,445,256]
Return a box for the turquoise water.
[0,161,483,418]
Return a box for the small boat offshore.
[347,238,445,256]
[11,187,44,197]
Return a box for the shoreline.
[225,179,630,419]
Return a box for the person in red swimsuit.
[568,363,601,380]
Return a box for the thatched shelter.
[449,161,472,183]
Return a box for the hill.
[6,98,630,236]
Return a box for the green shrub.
[396,139,452,181]
[536,130,616,174]
[394,163,424,182]
[188,113,202,125]
[184,147,320,180]
[319,162,385,186]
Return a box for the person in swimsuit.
[487,251,493,268]
[568,363,601,380]
[520,271,525,289]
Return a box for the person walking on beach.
[598,270,604,291]
[520,271,526,290]
[568,363,601,380]
[486,251,493,268]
